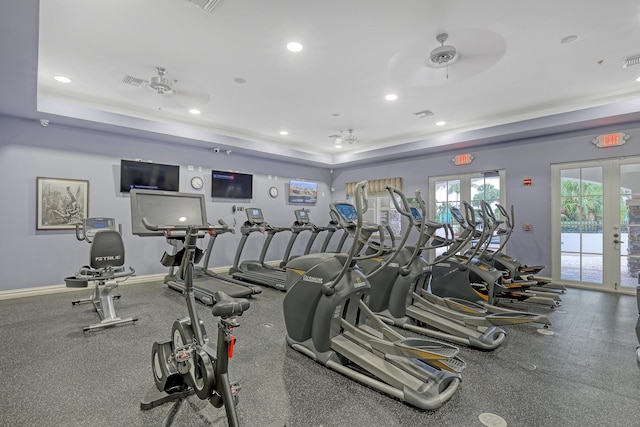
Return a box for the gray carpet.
[1,281,639,426]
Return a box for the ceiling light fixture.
[385,94,398,101]
[189,109,201,115]
[414,109,434,118]
[329,129,358,146]
[436,121,446,126]
[287,41,303,52]
[560,35,579,44]
[636,76,640,82]
[54,75,71,83]
[279,130,289,135]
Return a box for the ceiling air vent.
[187,0,223,13]
[122,75,148,88]
[413,110,434,118]
[623,54,640,68]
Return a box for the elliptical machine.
[283,181,464,410]
[131,190,250,427]
[65,217,137,332]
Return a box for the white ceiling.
[8,1,640,166]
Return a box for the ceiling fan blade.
[388,28,507,87]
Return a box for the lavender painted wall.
[331,123,640,275]
[0,116,332,291]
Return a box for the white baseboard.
[0,273,165,301]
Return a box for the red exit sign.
[592,132,629,148]
[452,153,474,166]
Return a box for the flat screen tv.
[211,170,253,199]
[120,160,180,193]
[289,179,318,205]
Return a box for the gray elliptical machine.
[476,202,566,293]
[359,187,550,351]
[430,202,560,309]
[283,181,464,410]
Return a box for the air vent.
[623,54,640,68]
[413,110,434,118]
[187,0,223,13]
[122,75,148,88]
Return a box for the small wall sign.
[592,132,630,148]
[452,153,474,166]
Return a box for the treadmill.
[129,189,261,306]
[279,209,317,267]
[229,208,291,291]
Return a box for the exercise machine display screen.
[450,207,465,225]
[294,210,309,224]
[410,207,422,222]
[130,190,207,236]
[334,203,357,223]
[246,208,265,224]
[83,218,116,239]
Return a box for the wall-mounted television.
[211,170,253,199]
[289,179,318,205]
[120,159,180,193]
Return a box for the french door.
[551,157,640,293]
[428,170,506,259]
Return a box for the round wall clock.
[190,176,204,190]
[269,186,279,198]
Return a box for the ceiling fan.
[118,66,211,110]
[388,28,507,87]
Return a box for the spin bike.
[140,218,250,427]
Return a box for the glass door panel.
[559,166,603,284]
[553,157,640,293]
[620,163,640,290]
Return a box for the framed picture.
[36,177,89,230]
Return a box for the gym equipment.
[131,189,250,427]
[429,202,560,309]
[166,219,261,305]
[64,217,138,332]
[478,202,566,293]
[283,181,464,410]
[470,201,563,303]
[360,187,550,351]
[129,190,261,305]
[229,208,291,291]
[279,209,317,267]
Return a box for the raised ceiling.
[4,1,640,167]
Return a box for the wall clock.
[190,176,204,190]
[269,186,279,198]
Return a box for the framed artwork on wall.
[36,177,89,230]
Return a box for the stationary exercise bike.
[65,218,137,332]
[138,217,249,427]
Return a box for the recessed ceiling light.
[54,75,71,83]
[636,76,640,82]
[287,41,303,52]
[560,35,580,44]
[335,144,342,149]
[279,130,289,135]
[189,109,201,115]
[385,94,398,101]
[436,121,446,126]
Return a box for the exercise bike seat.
[211,291,250,317]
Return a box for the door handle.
[614,239,624,244]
